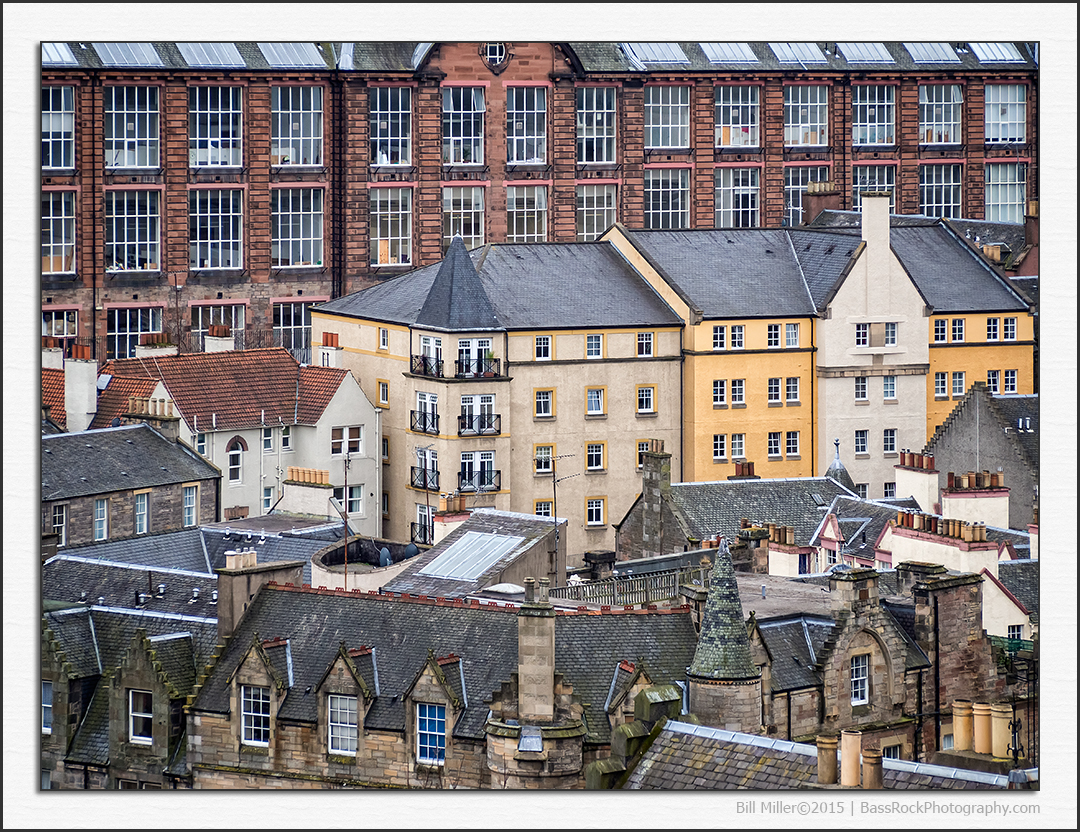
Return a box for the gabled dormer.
[226,633,289,765]
[604,659,654,731]
[402,649,467,783]
[315,642,378,764]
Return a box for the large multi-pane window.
[42,86,75,169]
[41,192,76,274]
[274,301,312,363]
[416,703,446,764]
[714,168,759,228]
[919,164,963,218]
[191,304,244,351]
[987,317,1000,341]
[644,169,689,229]
[934,319,948,342]
[506,87,546,164]
[576,86,616,162]
[241,685,271,746]
[271,188,323,267]
[984,84,1026,143]
[442,186,484,251]
[328,694,358,755]
[851,85,895,145]
[105,191,159,272]
[852,166,896,211]
[715,86,759,147]
[783,166,829,226]
[331,426,363,456]
[106,307,162,360]
[506,186,547,242]
[43,309,79,354]
[442,86,485,164]
[534,389,553,417]
[370,188,412,266]
[189,189,242,269]
[919,85,963,144]
[271,86,322,166]
[784,86,828,147]
[370,86,411,165]
[188,86,242,167]
[104,86,159,168]
[644,86,690,149]
[576,184,616,241]
[985,163,1026,223]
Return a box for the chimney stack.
[816,734,838,785]
[861,748,883,790]
[42,337,65,369]
[840,730,862,787]
[64,344,98,432]
[517,576,556,723]
[860,192,892,279]
[801,180,842,225]
[640,439,671,558]
[952,699,974,751]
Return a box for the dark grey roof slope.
[689,548,760,680]
[201,527,325,584]
[805,209,939,231]
[786,230,863,312]
[338,41,419,71]
[813,495,911,561]
[43,556,219,616]
[946,218,1027,258]
[670,477,858,547]
[191,584,696,745]
[415,237,500,331]
[622,229,819,319]
[997,560,1039,624]
[42,423,218,501]
[623,721,1010,789]
[989,394,1039,472]
[755,614,835,691]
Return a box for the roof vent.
[212,590,219,603]
[157,583,166,596]
[98,596,105,605]
[192,587,200,600]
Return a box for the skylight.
[92,42,164,67]
[836,43,894,64]
[700,42,758,64]
[417,531,525,581]
[624,42,690,65]
[970,42,1025,63]
[903,42,960,63]
[42,42,78,66]
[177,42,245,68]
[257,42,325,68]
[769,42,828,64]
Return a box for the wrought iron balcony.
[409,410,440,435]
[410,466,440,491]
[454,357,502,379]
[458,469,501,492]
[410,354,443,378]
[457,413,501,436]
[410,522,433,546]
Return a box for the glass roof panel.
[92,42,163,67]
[837,42,894,64]
[258,42,325,68]
[624,42,690,64]
[417,531,525,581]
[970,42,1025,63]
[700,42,759,64]
[769,42,828,64]
[42,42,78,66]
[903,42,961,63]
[177,42,245,68]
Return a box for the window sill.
[786,455,801,461]
[935,395,949,401]
[713,457,728,463]
[768,455,782,461]
[636,411,657,418]
[585,413,607,420]
[768,401,783,408]
[713,403,727,409]
[884,399,898,405]
[414,762,444,774]
[855,453,871,460]
[327,753,357,765]
[534,470,553,477]
[731,403,746,409]
[240,744,270,755]
[786,400,801,406]
[883,452,898,459]
[855,400,869,406]
[534,415,555,421]
[585,524,608,530]
[585,468,606,475]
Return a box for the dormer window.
[129,690,153,744]
[241,684,271,746]
[416,702,446,765]
[850,654,869,705]
[328,694,359,755]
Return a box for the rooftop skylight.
[92,42,164,67]
[970,42,1025,63]
[177,42,245,68]
[836,42,894,64]
[769,42,828,64]
[700,42,759,64]
[257,42,325,68]
[417,531,525,581]
[903,42,961,63]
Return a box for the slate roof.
[44,42,334,70]
[191,583,697,745]
[813,495,914,561]
[989,394,1039,472]
[42,367,66,430]
[41,423,219,501]
[755,614,836,691]
[623,721,1011,789]
[689,547,760,681]
[382,509,559,598]
[100,348,351,432]
[666,477,858,547]
[317,241,683,332]
[997,559,1039,625]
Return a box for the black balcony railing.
[410,410,440,435]
[457,412,501,436]
[458,469,501,492]
[410,354,443,378]
[410,522,433,546]
[454,357,502,378]
[410,466,440,491]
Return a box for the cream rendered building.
[313,238,683,561]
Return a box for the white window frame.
[714,167,759,228]
[271,85,323,166]
[1003,369,1017,394]
[1003,317,1017,341]
[731,433,745,459]
[934,319,947,343]
[586,333,602,359]
[272,188,323,268]
[785,323,799,348]
[333,485,363,515]
[94,499,108,541]
[576,184,617,242]
[884,322,898,347]
[241,684,271,746]
[506,185,547,243]
[986,317,999,341]
[713,434,727,460]
[637,331,654,357]
[189,189,243,270]
[534,389,553,418]
[768,377,781,403]
[851,85,895,145]
[786,431,800,457]
[328,694,359,756]
[416,702,446,764]
[768,431,781,458]
[263,487,274,512]
[1007,624,1024,641]
[786,376,800,402]
[576,86,617,163]
[984,84,1026,144]
[332,425,363,456]
[852,165,896,212]
[586,498,605,526]
[106,306,163,360]
[883,428,897,454]
[586,443,604,471]
[261,427,274,453]
[442,186,484,252]
[919,164,963,218]
[850,654,869,705]
[882,744,901,760]
[855,323,869,347]
[715,85,759,147]
[535,335,551,361]
[952,371,965,397]
[712,326,726,351]
[105,191,160,272]
[42,681,53,734]
[227,441,243,483]
[104,86,159,168]
[195,433,207,455]
[442,86,485,164]
[644,85,690,149]
[952,318,965,342]
[637,386,655,414]
[534,445,553,474]
[369,187,412,266]
[934,372,948,397]
[644,168,690,230]
[370,86,411,166]
[134,492,149,535]
[713,379,726,406]
[731,379,745,405]
[767,324,780,348]
[586,388,605,416]
[41,192,76,274]
[985,163,1026,224]
[855,430,868,455]
[182,484,198,527]
[534,500,553,518]
[783,165,829,226]
[129,689,153,745]
[42,86,75,169]
[506,86,546,164]
[919,85,962,144]
[730,325,744,349]
[855,376,868,401]
[189,86,243,167]
[51,504,67,547]
[784,85,828,147]
[987,370,1000,394]
[883,375,896,400]
[883,482,897,499]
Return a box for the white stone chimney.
[64,345,98,432]
[42,340,65,369]
[204,324,233,353]
[861,192,892,279]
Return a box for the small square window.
[855,323,869,347]
[855,483,868,499]
[883,482,896,498]
[535,335,551,360]
[637,332,654,357]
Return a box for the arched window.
[226,436,247,482]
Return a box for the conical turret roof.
[415,236,500,331]
[687,542,759,681]
[825,437,857,492]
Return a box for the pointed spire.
[688,541,759,681]
[826,437,857,492]
[415,236,500,331]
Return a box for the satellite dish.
[379,547,392,567]
[404,543,419,559]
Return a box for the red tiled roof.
[90,375,161,430]
[101,348,350,430]
[42,368,66,430]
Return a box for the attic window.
[482,43,506,67]
[836,43,894,64]
[92,42,163,67]
[769,42,828,64]
[700,42,758,64]
[970,42,1025,63]
[518,725,543,752]
[903,42,960,64]
[811,493,826,507]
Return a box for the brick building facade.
[41,41,1038,362]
